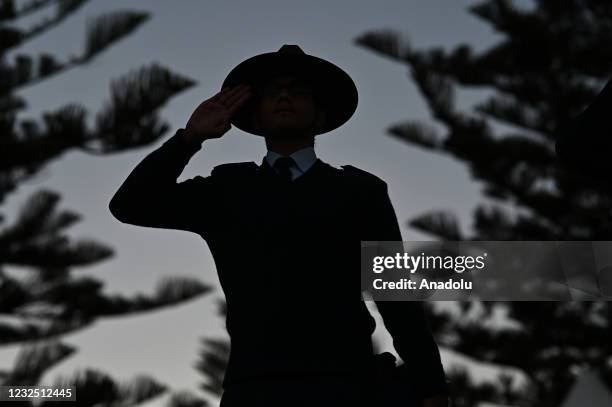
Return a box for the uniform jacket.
[109,128,449,399]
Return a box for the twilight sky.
[1,1,529,405]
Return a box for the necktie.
[273,156,295,183]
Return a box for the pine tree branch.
[115,374,171,406]
[0,0,89,54]
[469,0,539,39]
[1,53,68,97]
[49,368,168,406]
[0,0,82,23]
[0,189,113,269]
[0,276,212,346]
[0,65,194,200]
[0,0,18,22]
[196,300,228,400]
[91,63,196,153]
[444,364,526,407]
[7,340,75,385]
[0,316,94,346]
[81,10,150,62]
[388,120,445,151]
[362,29,612,239]
[4,236,114,268]
[165,391,210,407]
[0,190,75,244]
[408,210,463,240]
[474,95,553,137]
[357,1,612,404]
[196,338,229,398]
[10,0,54,20]
[1,9,149,97]
[0,272,31,314]
[354,29,410,62]
[0,189,212,345]
[0,104,88,173]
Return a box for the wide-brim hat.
[221,44,358,136]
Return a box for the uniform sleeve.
[108,128,218,235]
[366,179,450,399]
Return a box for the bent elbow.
[108,193,130,223]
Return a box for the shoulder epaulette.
[211,161,258,178]
[340,164,387,188]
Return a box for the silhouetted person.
[109,45,449,407]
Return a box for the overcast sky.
[0,1,534,406]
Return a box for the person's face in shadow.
[252,74,325,138]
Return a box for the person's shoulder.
[338,164,388,189]
[211,161,258,179]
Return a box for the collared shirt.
[265,146,317,181]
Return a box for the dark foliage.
[356,1,612,406]
[1,1,209,405]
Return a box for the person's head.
[250,72,326,140]
[222,45,358,140]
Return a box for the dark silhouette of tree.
[195,299,229,401]
[1,1,212,405]
[356,1,612,406]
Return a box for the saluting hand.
[184,84,252,144]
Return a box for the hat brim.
[221,51,358,136]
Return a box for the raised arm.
[109,84,253,235]
[362,174,450,404]
[108,128,212,233]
